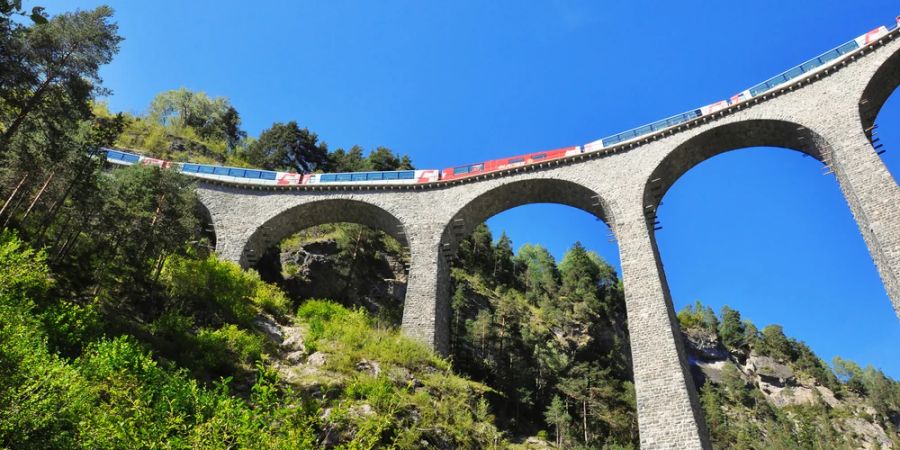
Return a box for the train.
[102,18,898,187]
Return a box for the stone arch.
[441,178,612,253]
[858,37,900,132]
[194,197,217,252]
[240,198,408,267]
[642,119,830,216]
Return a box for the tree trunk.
[38,152,100,241]
[48,209,74,251]
[0,173,29,222]
[153,253,168,282]
[22,171,54,220]
[0,74,56,149]
[583,398,588,444]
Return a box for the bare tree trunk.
[2,180,33,228]
[22,171,54,220]
[583,398,588,444]
[0,173,29,223]
[38,154,101,242]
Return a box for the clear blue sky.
[42,1,900,377]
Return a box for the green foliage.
[687,301,900,449]
[298,299,447,372]
[162,253,257,325]
[457,223,495,276]
[0,230,50,299]
[544,395,571,447]
[251,280,291,317]
[718,305,745,351]
[0,299,90,449]
[294,299,504,448]
[38,299,101,356]
[90,164,199,291]
[676,300,719,335]
[246,120,327,173]
[325,144,414,172]
[194,325,264,372]
[514,243,558,305]
[0,6,121,151]
[758,324,793,360]
[451,227,635,447]
[148,88,245,148]
[162,253,290,324]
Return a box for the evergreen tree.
[718,305,746,351]
[514,243,558,305]
[246,121,327,173]
[544,395,570,448]
[0,6,121,152]
[492,232,514,286]
[326,145,367,172]
[760,324,792,361]
[457,223,493,276]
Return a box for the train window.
[182,164,197,172]
[838,41,858,54]
[398,171,415,179]
[351,173,367,181]
[246,170,260,178]
[532,154,546,161]
[259,171,276,180]
[198,165,215,174]
[367,172,384,181]
[125,154,140,163]
[509,157,525,164]
[785,66,803,79]
[336,174,352,182]
[453,166,470,175]
[472,164,484,171]
[214,167,229,175]
[320,174,336,182]
[384,172,399,180]
[227,168,244,177]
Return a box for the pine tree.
[718,305,746,351]
[492,233,514,286]
[544,395,570,448]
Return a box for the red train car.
[441,146,582,181]
[141,157,173,168]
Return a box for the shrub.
[162,254,291,324]
[0,301,91,449]
[194,325,264,372]
[39,299,102,356]
[162,254,257,325]
[251,281,290,317]
[0,230,51,301]
[296,299,447,373]
[344,376,397,410]
[150,308,195,339]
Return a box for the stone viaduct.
[195,26,900,449]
